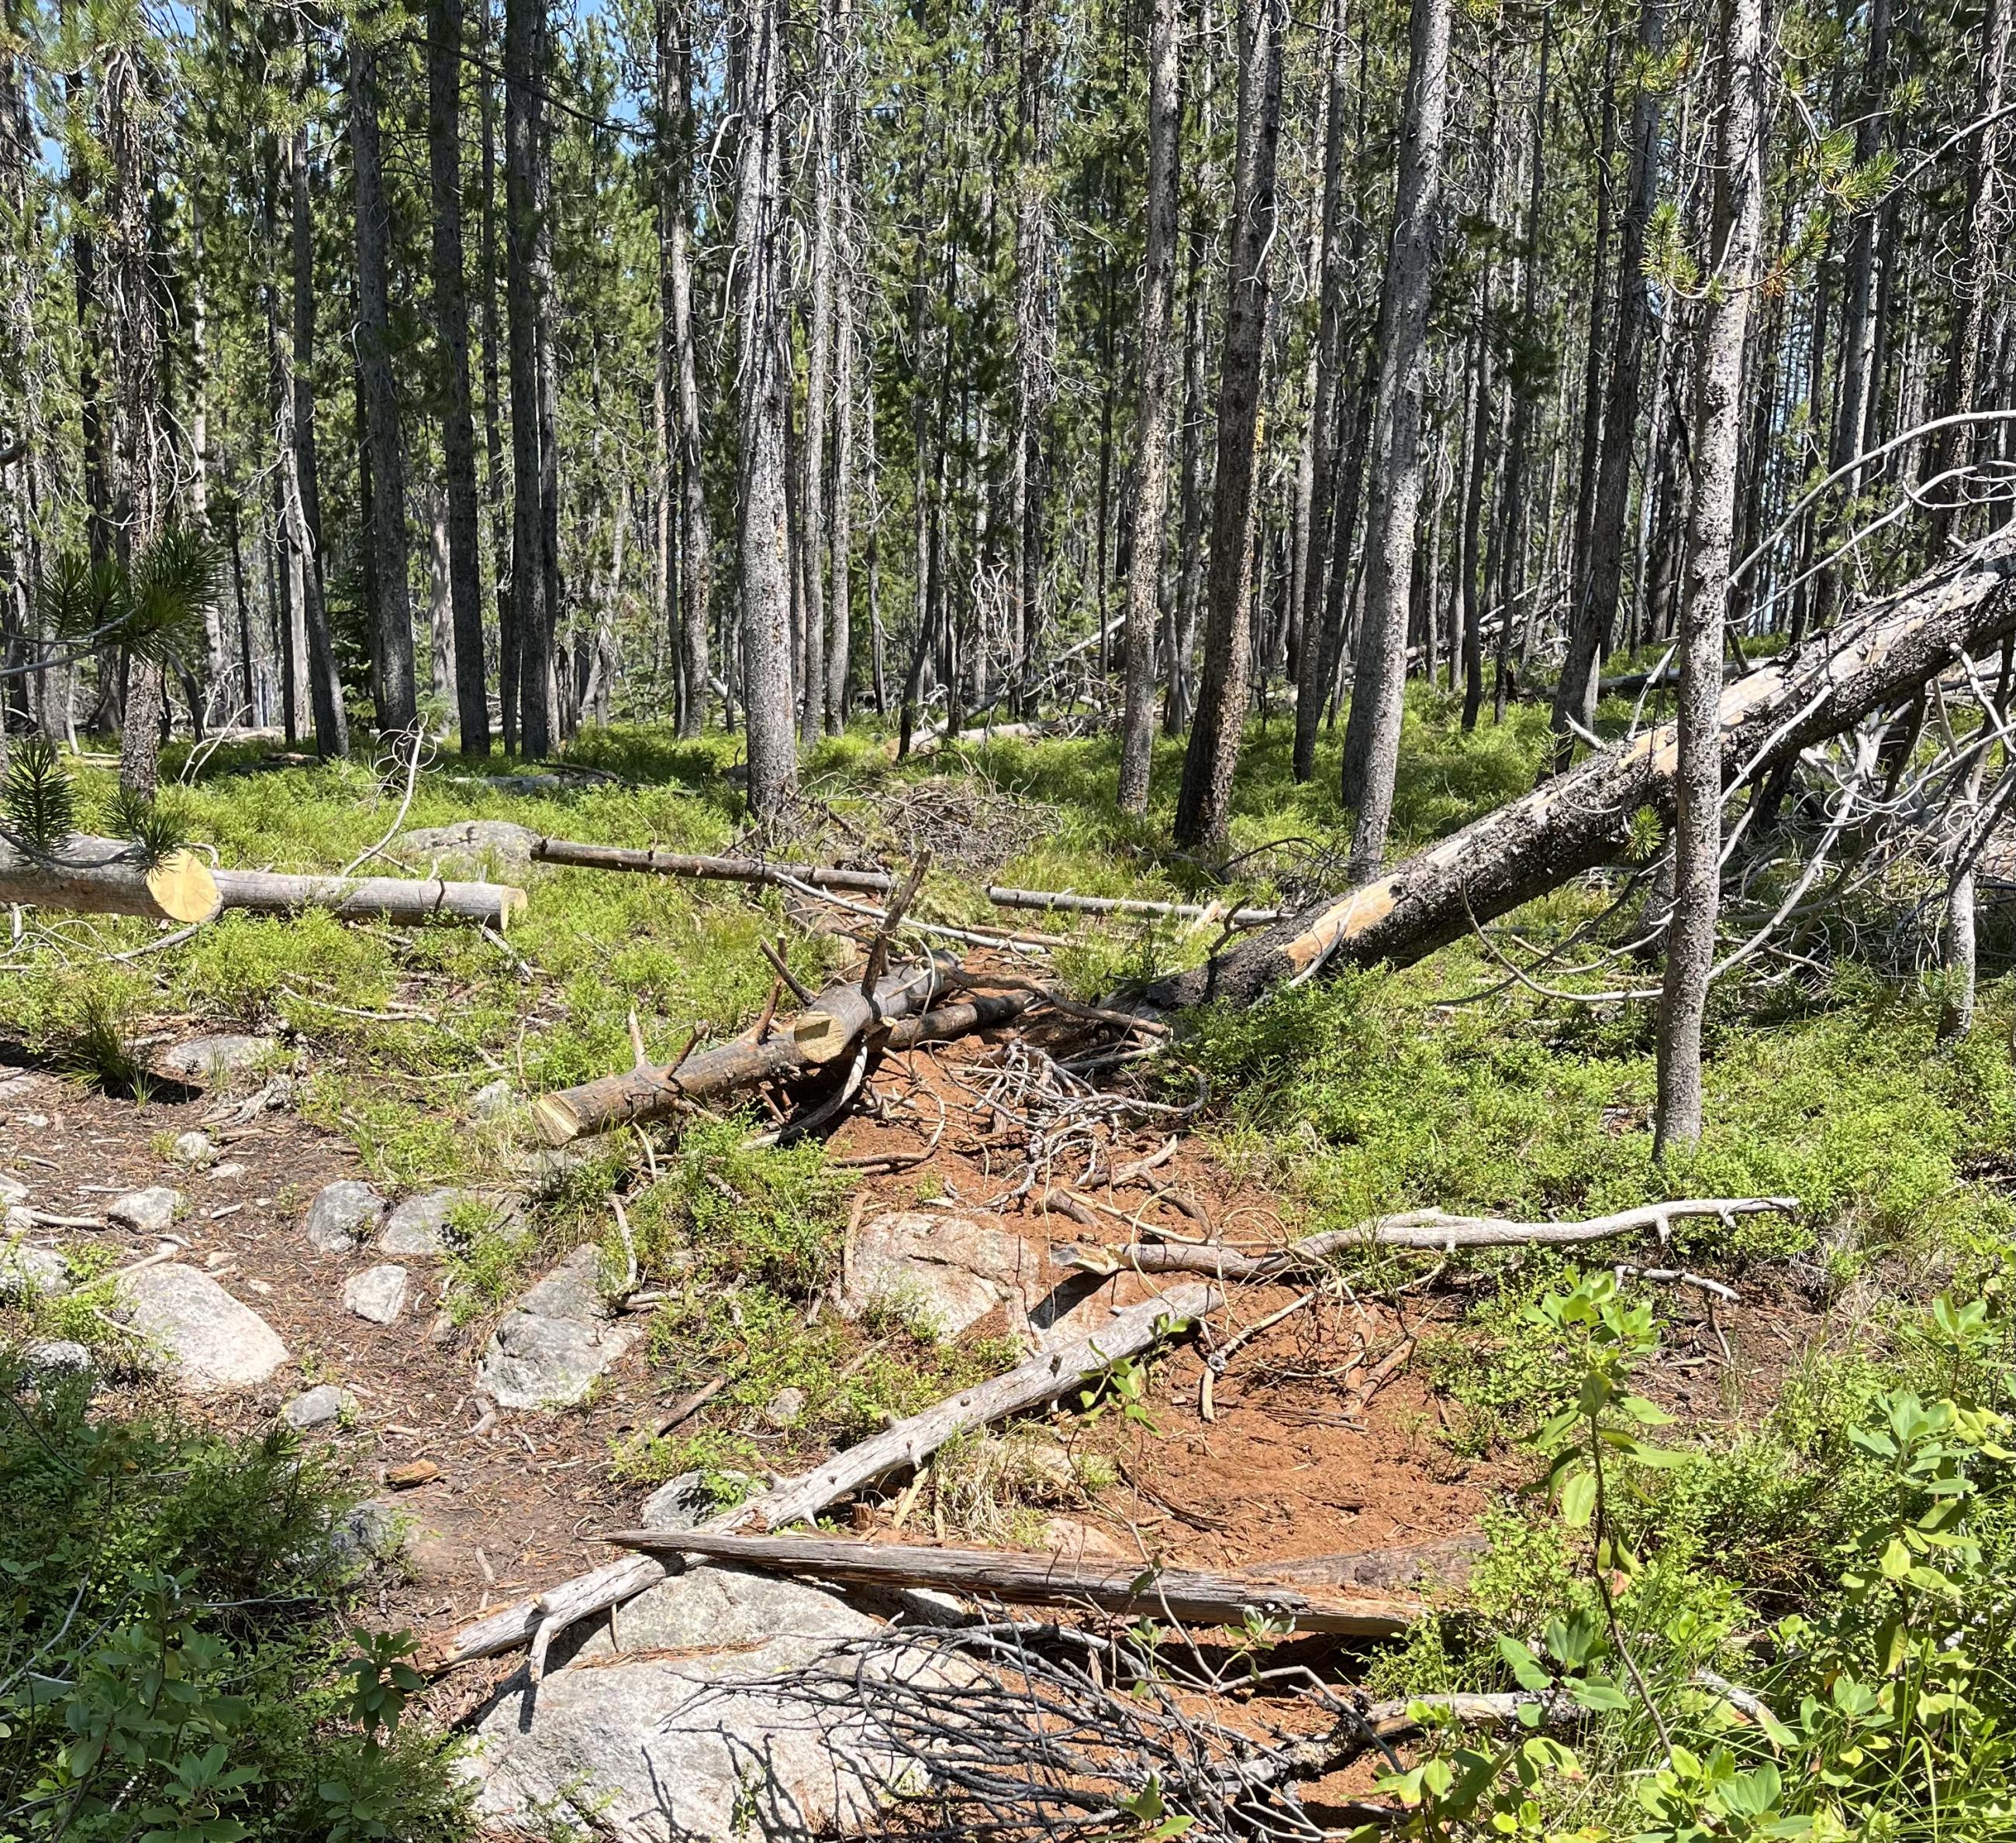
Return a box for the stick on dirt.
[530,838,893,893]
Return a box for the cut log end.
[532,1092,584,1147]
[144,850,223,924]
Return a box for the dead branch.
[530,837,894,892]
[986,886,1285,928]
[598,1528,1418,1635]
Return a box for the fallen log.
[0,837,219,924]
[987,885,1284,927]
[1147,531,2016,1009]
[533,959,954,1144]
[426,1282,1218,1672]
[1088,1196,1797,1280]
[599,1528,1418,1637]
[529,838,893,894]
[209,868,526,929]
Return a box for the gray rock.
[2,1206,30,1235]
[171,1130,217,1168]
[764,1386,807,1430]
[329,1500,409,1568]
[476,1245,641,1410]
[123,1265,289,1393]
[640,1469,759,1532]
[0,1174,28,1206]
[21,1340,92,1387]
[468,1634,913,1843]
[0,1072,47,1106]
[381,1187,520,1257]
[0,1240,69,1302]
[343,1264,409,1326]
[611,1564,874,1655]
[468,1079,520,1123]
[394,819,540,878]
[209,1162,246,1182]
[157,1035,276,1081]
[838,1209,1033,1340]
[108,1187,184,1235]
[282,1382,356,1431]
[305,1180,384,1253]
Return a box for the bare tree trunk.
[1117,0,1182,814]
[349,21,417,737]
[1011,0,1056,713]
[505,0,551,757]
[1292,0,1355,783]
[734,0,798,815]
[480,0,516,754]
[800,0,838,747]
[428,0,491,755]
[1165,218,1207,734]
[827,41,858,733]
[1550,0,1663,761]
[1171,0,1287,854]
[1336,0,1454,878]
[1655,0,1766,1156]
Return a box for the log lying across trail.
[427,1282,1218,1672]
[0,837,219,923]
[987,886,1285,927]
[599,1528,1418,1637]
[210,867,526,929]
[1090,1197,1799,1280]
[1147,531,2016,1010]
[530,837,894,894]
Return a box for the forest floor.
[6,688,2014,1838]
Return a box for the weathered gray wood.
[530,837,892,893]
[987,886,1282,927]
[602,1528,1418,1636]
[426,1281,1218,1672]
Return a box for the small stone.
[209,1162,246,1181]
[157,1035,276,1081]
[14,1112,49,1129]
[4,1206,32,1234]
[330,1500,408,1566]
[475,1244,642,1409]
[380,1187,518,1257]
[427,1310,457,1345]
[0,1241,70,1302]
[342,1264,409,1325]
[21,1340,92,1387]
[765,1386,807,1430]
[282,1383,356,1431]
[171,1131,217,1168]
[468,1079,519,1122]
[304,1179,383,1253]
[0,1072,47,1105]
[0,1174,28,1206]
[640,1468,759,1531]
[244,1278,274,1295]
[122,1265,289,1393]
[109,1187,184,1234]
[383,1459,440,1490]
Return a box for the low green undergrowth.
[0,1355,468,1841]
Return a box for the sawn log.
[0,837,219,924]
[600,1528,1418,1636]
[1147,531,2016,1009]
[209,867,526,929]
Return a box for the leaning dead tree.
[1148,530,2016,1009]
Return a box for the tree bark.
[734,0,799,815]
[1172,0,1287,853]
[0,837,219,924]
[427,0,490,756]
[1550,0,1663,761]
[504,0,552,758]
[209,866,525,928]
[348,22,418,737]
[1654,0,1766,1156]
[1144,530,2016,1012]
[1335,0,1454,877]
[1116,0,1182,813]
[1010,0,1056,712]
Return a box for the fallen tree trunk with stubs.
[530,838,894,894]
[599,1528,1418,1636]
[1147,532,2016,1010]
[0,837,219,924]
[1086,1197,1797,1279]
[426,1282,1218,1674]
[209,867,526,930]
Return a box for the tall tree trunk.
[1171,0,1287,853]
[799,0,838,745]
[1292,0,1355,784]
[1655,0,1766,1155]
[505,0,551,757]
[1336,0,1454,878]
[828,48,858,733]
[734,0,798,814]
[1117,0,1182,814]
[480,0,516,754]
[348,22,417,737]
[662,2,713,739]
[428,0,490,754]
[533,33,564,750]
[1165,217,1208,733]
[106,45,167,798]
[1550,0,1663,762]
[1011,0,1056,713]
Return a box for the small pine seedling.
[2,736,79,859]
